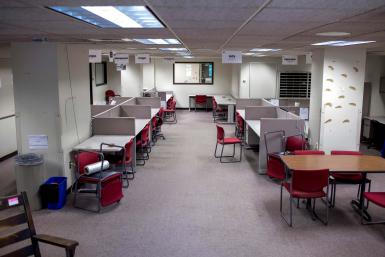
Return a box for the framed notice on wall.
[173,62,214,85]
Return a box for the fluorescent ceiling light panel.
[250,48,281,52]
[134,38,181,44]
[316,32,351,37]
[48,6,163,28]
[312,40,375,46]
[159,48,187,51]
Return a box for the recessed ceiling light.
[121,38,132,42]
[250,48,281,52]
[134,38,180,45]
[242,53,254,56]
[312,40,376,46]
[316,32,351,37]
[159,48,188,51]
[183,56,194,59]
[48,6,163,28]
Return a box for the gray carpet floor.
[2,110,385,257]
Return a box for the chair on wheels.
[154,107,165,140]
[214,125,242,163]
[212,97,227,122]
[136,123,151,166]
[0,192,79,257]
[281,168,330,226]
[264,130,286,180]
[329,150,371,208]
[164,100,177,123]
[195,95,207,111]
[73,150,123,212]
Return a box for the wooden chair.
[0,192,79,257]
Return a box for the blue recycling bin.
[42,177,67,210]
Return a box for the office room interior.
[1,1,385,257]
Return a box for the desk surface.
[246,120,261,136]
[135,119,150,136]
[281,155,385,173]
[73,135,134,152]
[212,95,236,105]
[237,110,245,120]
[151,108,160,118]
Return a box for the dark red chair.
[214,125,242,163]
[136,123,151,165]
[167,96,174,109]
[235,112,244,140]
[212,97,227,122]
[154,107,165,140]
[281,169,330,226]
[105,90,120,104]
[329,150,371,208]
[264,130,286,180]
[195,95,207,111]
[362,192,385,224]
[293,150,325,155]
[164,100,177,123]
[285,134,307,152]
[73,151,123,212]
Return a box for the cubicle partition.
[92,105,120,118]
[135,97,161,108]
[91,105,114,117]
[92,117,135,136]
[120,105,151,119]
[114,97,133,105]
[236,98,273,110]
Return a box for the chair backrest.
[331,150,362,156]
[292,169,329,193]
[294,150,325,155]
[195,95,207,104]
[141,124,150,142]
[158,107,164,119]
[105,90,116,98]
[236,115,244,129]
[285,135,306,152]
[264,130,285,155]
[167,97,173,108]
[74,151,101,175]
[216,125,225,142]
[152,116,157,130]
[212,98,218,110]
[0,192,40,257]
[124,139,134,163]
[171,100,176,110]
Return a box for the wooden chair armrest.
[33,234,79,249]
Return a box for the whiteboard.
[174,63,200,83]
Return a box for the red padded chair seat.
[331,173,363,182]
[283,182,326,198]
[220,138,242,144]
[163,109,174,113]
[78,171,121,184]
[364,192,385,208]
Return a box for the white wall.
[121,56,143,97]
[0,45,17,158]
[239,55,311,99]
[92,61,121,105]
[365,55,385,116]
[319,48,366,152]
[231,64,240,98]
[154,58,232,108]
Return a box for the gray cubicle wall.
[92,105,120,118]
[245,106,278,120]
[120,105,151,119]
[236,98,273,110]
[91,105,113,117]
[92,117,135,135]
[114,97,133,105]
[135,97,161,108]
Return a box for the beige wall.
[121,56,143,97]
[92,61,122,105]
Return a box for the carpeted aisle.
[32,110,385,257]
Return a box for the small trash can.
[40,177,67,210]
[15,153,45,211]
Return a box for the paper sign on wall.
[300,108,309,120]
[222,51,242,64]
[28,135,48,150]
[305,53,312,64]
[114,53,129,65]
[109,51,115,62]
[135,54,150,64]
[282,55,298,65]
[270,99,279,106]
[89,49,102,63]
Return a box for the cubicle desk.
[151,108,160,118]
[212,95,236,123]
[281,154,385,221]
[189,95,213,111]
[135,119,150,136]
[73,135,134,152]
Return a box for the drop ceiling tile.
[0,7,69,21]
[269,0,385,10]
[147,0,266,8]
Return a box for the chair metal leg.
[280,184,293,227]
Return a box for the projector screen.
[173,62,213,84]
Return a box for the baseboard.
[0,151,18,162]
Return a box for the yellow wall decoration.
[324,102,333,107]
[349,86,356,90]
[342,119,350,123]
[324,119,332,124]
[326,78,334,82]
[338,95,345,99]
[328,65,334,70]
[353,67,359,72]
[341,74,347,78]
[335,105,342,109]
[349,103,357,106]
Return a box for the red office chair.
[164,100,177,123]
[235,112,245,140]
[73,151,123,212]
[136,123,151,165]
[154,107,165,140]
[281,169,330,226]
[195,95,208,111]
[214,125,242,163]
[103,139,135,188]
[264,130,286,180]
[362,192,385,224]
[105,90,120,104]
[167,96,174,109]
[293,150,325,155]
[212,97,227,122]
[285,134,307,152]
[329,150,371,208]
